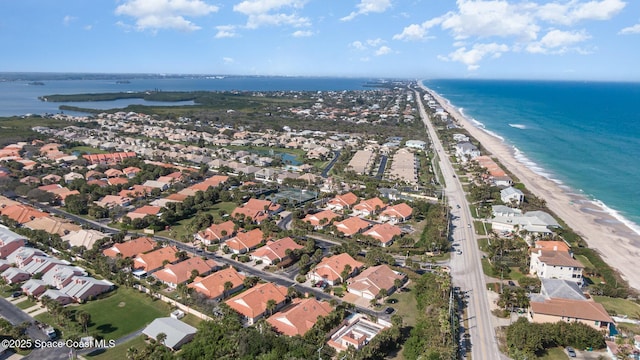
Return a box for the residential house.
[326,192,359,211]
[153,257,219,288]
[528,297,614,334]
[132,246,179,274]
[308,253,364,286]
[0,204,49,224]
[231,198,282,224]
[327,313,388,352]
[119,185,153,199]
[40,289,74,305]
[353,197,386,217]
[23,216,81,237]
[103,237,155,258]
[347,264,406,299]
[250,237,303,265]
[188,267,245,301]
[362,223,402,247]
[21,279,47,297]
[225,228,265,254]
[0,227,26,258]
[60,276,114,302]
[491,206,561,238]
[6,247,46,267]
[125,205,162,220]
[94,195,132,208]
[104,168,124,178]
[21,256,69,275]
[2,267,30,284]
[500,186,525,205]
[529,241,584,285]
[142,317,197,350]
[195,220,237,245]
[122,166,141,178]
[334,216,372,237]
[107,177,129,186]
[267,298,333,336]
[303,209,341,230]
[63,172,84,183]
[62,229,108,249]
[225,282,289,325]
[455,142,481,162]
[42,264,87,289]
[379,203,413,224]
[142,180,170,191]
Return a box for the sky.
[1,0,639,80]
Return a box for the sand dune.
[420,83,640,291]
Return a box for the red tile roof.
[327,192,358,209]
[188,267,245,299]
[197,221,237,243]
[0,204,49,224]
[103,237,155,258]
[312,253,364,283]
[251,237,303,263]
[225,229,265,253]
[530,298,613,323]
[334,216,371,236]
[133,246,179,273]
[353,197,386,213]
[153,257,218,285]
[267,298,332,336]
[363,223,402,245]
[225,282,288,320]
[348,265,405,298]
[303,209,341,227]
[380,203,413,220]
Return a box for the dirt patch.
[118,302,126,308]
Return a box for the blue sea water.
[423,79,640,232]
[0,76,375,117]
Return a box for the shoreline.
[419,82,640,291]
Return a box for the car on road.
[456,204,461,209]
[456,250,462,255]
[508,281,516,287]
[384,307,395,314]
[468,224,471,228]
[565,346,576,358]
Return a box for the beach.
[420,83,640,291]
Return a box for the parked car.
[384,307,395,314]
[456,250,462,255]
[565,347,576,358]
[11,291,21,298]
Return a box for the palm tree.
[223,281,233,299]
[156,332,167,346]
[126,346,139,360]
[266,299,277,317]
[77,310,91,334]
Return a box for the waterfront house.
[500,186,525,205]
[529,241,583,285]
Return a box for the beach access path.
[414,89,503,360]
[419,82,640,291]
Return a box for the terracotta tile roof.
[225,282,288,319]
[23,216,82,237]
[0,204,49,224]
[334,216,371,236]
[197,220,237,242]
[251,237,303,263]
[267,298,333,336]
[225,229,265,252]
[133,246,179,273]
[122,167,141,176]
[166,193,189,202]
[363,223,402,245]
[154,257,218,285]
[530,298,613,323]
[82,152,136,165]
[104,168,124,178]
[348,265,405,297]
[119,185,153,198]
[232,198,282,223]
[380,203,413,220]
[353,197,386,213]
[103,237,155,258]
[327,192,359,209]
[303,210,341,227]
[188,267,245,299]
[87,179,109,188]
[312,253,364,283]
[38,184,62,192]
[95,195,131,207]
[534,241,570,253]
[107,177,130,186]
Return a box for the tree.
[77,310,91,334]
[126,346,139,360]
[156,332,167,346]
[266,299,277,316]
[223,281,233,299]
[340,264,352,283]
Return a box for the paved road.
[415,88,502,360]
[320,150,341,178]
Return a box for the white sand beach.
[420,83,640,291]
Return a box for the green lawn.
[36,287,172,340]
[69,146,109,155]
[387,283,418,327]
[156,201,237,241]
[181,314,204,328]
[538,346,569,360]
[474,221,487,235]
[575,254,595,269]
[16,298,38,310]
[481,257,495,277]
[86,335,147,359]
[593,296,640,319]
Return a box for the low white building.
[405,140,427,150]
[500,186,524,205]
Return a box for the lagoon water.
[424,79,640,231]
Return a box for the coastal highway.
[415,89,502,360]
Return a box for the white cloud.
[375,45,392,56]
[526,29,591,54]
[350,41,367,50]
[341,0,392,21]
[367,38,384,47]
[84,25,93,31]
[215,25,238,38]
[63,15,77,26]
[619,24,640,35]
[443,42,509,70]
[292,30,313,37]
[393,18,442,41]
[537,0,626,25]
[233,0,310,29]
[115,0,219,31]
[223,57,234,64]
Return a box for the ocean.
[423,79,640,233]
[0,76,375,117]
